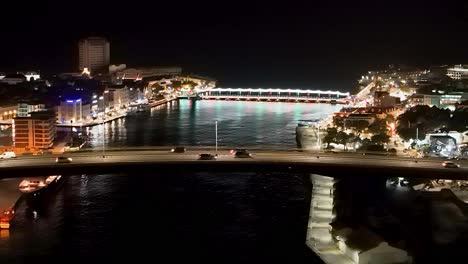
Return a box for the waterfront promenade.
[56,97,176,128]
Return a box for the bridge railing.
[201,95,349,101]
[203,93,349,99]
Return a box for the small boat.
[0,209,14,229]
[19,176,63,198]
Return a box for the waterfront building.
[17,103,46,117]
[19,71,40,82]
[57,99,91,124]
[178,75,217,89]
[78,37,110,72]
[0,73,27,85]
[105,85,130,110]
[447,64,468,80]
[13,111,56,149]
[0,105,18,122]
[114,66,182,81]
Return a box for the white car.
[0,152,16,159]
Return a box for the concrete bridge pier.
[306,174,354,264]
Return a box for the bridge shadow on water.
[1,169,468,263]
[0,171,322,263]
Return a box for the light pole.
[102,117,106,158]
[215,120,218,155]
[317,125,321,152]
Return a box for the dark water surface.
[1,172,322,263]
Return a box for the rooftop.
[14,111,55,120]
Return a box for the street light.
[215,120,218,155]
[102,117,106,158]
[317,125,321,152]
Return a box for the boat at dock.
[0,178,24,229]
[18,176,63,199]
[128,103,151,114]
[0,209,14,229]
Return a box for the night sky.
[1,1,468,91]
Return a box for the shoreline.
[56,97,177,128]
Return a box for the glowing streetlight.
[215,120,218,154]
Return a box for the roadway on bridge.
[0,150,466,179]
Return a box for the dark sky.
[1,0,468,90]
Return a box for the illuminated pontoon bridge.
[199,88,351,104]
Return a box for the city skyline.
[1,1,468,90]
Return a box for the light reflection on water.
[0,172,320,263]
[85,100,341,149]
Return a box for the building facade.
[13,111,56,149]
[373,91,401,107]
[447,65,468,80]
[408,93,468,110]
[0,105,17,122]
[17,103,46,117]
[57,99,91,124]
[105,85,130,110]
[0,73,27,85]
[78,37,110,72]
[115,66,182,81]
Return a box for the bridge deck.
[0,150,466,179]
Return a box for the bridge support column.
[306,174,354,264]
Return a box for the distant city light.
[82,67,91,75]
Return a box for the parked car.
[0,151,16,159]
[442,161,460,168]
[171,147,186,153]
[198,154,217,160]
[56,156,72,163]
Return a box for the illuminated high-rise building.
[78,37,110,72]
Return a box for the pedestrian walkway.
[306,174,355,264]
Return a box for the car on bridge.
[442,161,460,168]
[230,148,247,155]
[198,154,217,160]
[171,147,186,153]
[56,156,72,163]
[234,150,252,158]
